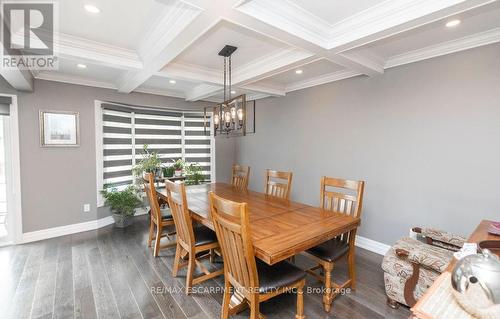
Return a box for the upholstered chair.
[382,227,466,308]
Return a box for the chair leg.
[249,295,260,319]
[153,223,162,257]
[295,280,305,319]
[221,279,232,319]
[172,242,182,277]
[209,249,215,263]
[348,249,356,290]
[185,252,195,295]
[323,262,334,312]
[147,219,154,248]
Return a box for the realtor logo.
[1,1,58,70]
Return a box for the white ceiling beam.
[0,68,34,91]
[158,62,220,84]
[0,46,34,91]
[117,2,217,93]
[286,70,361,93]
[185,47,313,100]
[225,9,384,76]
[241,82,285,96]
[186,83,222,101]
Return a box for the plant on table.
[133,144,162,181]
[185,163,204,185]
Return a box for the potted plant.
[101,186,143,228]
[186,163,204,185]
[172,159,185,177]
[162,165,175,178]
[133,144,162,180]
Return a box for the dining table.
[156,182,361,265]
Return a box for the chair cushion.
[193,226,218,246]
[160,208,173,220]
[305,238,350,262]
[257,260,306,294]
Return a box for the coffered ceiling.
[4,0,500,103]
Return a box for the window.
[96,101,214,202]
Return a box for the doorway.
[0,95,21,246]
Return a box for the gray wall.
[0,79,234,233]
[234,43,500,245]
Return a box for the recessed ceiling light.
[231,90,236,94]
[295,69,303,74]
[84,4,100,13]
[169,79,176,84]
[77,63,87,69]
[446,19,461,28]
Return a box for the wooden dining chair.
[264,169,293,199]
[144,173,176,257]
[209,192,306,319]
[232,164,250,190]
[165,180,223,294]
[301,176,365,312]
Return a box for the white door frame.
[0,94,22,245]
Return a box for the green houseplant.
[172,159,185,177]
[133,144,162,181]
[185,163,204,185]
[101,186,143,228]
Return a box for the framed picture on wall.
[39,110,80,147]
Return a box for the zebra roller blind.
[101,103,212,189]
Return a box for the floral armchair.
[382,227,467,308]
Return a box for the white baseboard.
[355,235,390,255]
[21,209,150,244]
[22,216,115,244]
[21,210,390,256]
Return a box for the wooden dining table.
[157,182,360,265]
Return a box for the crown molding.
[241,82,286,96]
[327,0,467,49]
[186,83,222,101]
[385,27,500,69]
[159,62,220,84]
[57,33,143,70]
[139,1,203,63]
[34,72,117,90]
[133,87,186,99]
[286,69,361,93]
[234,48,314,85]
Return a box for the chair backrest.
[320,176,365,219]
[209,192,258,296]
[165,181,195,251]
[265,169,293,199]
[144,173,162,223]
[232,165,250,190]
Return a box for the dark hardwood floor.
[0,215,410,319]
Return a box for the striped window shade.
[101,103,212,190]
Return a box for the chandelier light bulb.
[237,108,244,121]
[213,113,220,126]
[224,111,231,123]
[230,107,236,119]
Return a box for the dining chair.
[209,192,306,319]
[232,164,250,190]
[301,176,365,312]
[264,169,293,199]
[144,173,176,257]
[165,180,223,294]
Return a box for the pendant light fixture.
[205,45,246,137]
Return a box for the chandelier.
[204,45,246,137]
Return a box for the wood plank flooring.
[0,215,410,319]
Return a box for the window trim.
[95,100,216,207]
